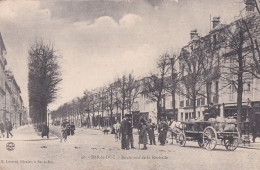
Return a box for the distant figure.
[204,103,218,121]
[147,119,156,145]
[251,122,257,143]
[113,121,121,141]
[41,122,49,138]
[70,122,75,136]
[127,117,135,149]
[139,119,148,150]
[60,119,68,143]
[120,117,129,150]
[158,118,168,145]
[5,120,13,138]
[0,121,5,138]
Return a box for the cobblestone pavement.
[0,125,259,170]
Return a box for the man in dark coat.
[120,117,129,149]
[204,103,218,121]
[127,117,135,149]
[158,118,168,145]
[251,122,257,143]
[139,119,148,150]
[147,119,156,145]
[41,122,49,138]
[70,122,75,136]
[0,121,5,137]
[5,120,13,138]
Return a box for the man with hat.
[147,119,156,145]
[139,118,148,149]
[204,102,218,121]
[120,116,129,149]
[158,117,168,145]
[126,114,135,149]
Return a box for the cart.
[176,121,240,151]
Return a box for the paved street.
[0,125,259,170]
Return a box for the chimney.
[190,29,198,40]
[212,17,220,29]
[245,0,255,14]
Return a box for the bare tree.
[142,53,169,121]
[178,40,209,117]
[28,40,62,124]
[219,18,260,130]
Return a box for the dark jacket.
[0,123,5,133]
[5,121,12,131]
[120,119,129,135]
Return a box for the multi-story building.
[0,32,25,127]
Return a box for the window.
[186,100,189,107]
[197,99,201,106]
[180,101,184,107]
[190,100,193,107]
[181,112,184,121]
[189,112,192,118]
[192,112,196,118]
[245,83,251,92]
[198,111,200,118]
[201,98,205,105]
[185,113,188,120]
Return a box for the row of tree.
[30,1,260,132]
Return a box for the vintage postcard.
[0,0,259,170]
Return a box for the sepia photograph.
[0,0,259,170]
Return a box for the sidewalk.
[0,124,58,141]
[238,138,260,150]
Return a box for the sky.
[0,0,245,110]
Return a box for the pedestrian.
[41,122,49,138]
[127,116,135,149]
[113,120,121,140]
[120,117,129,150]
[139,119,148,150]
[158,117,168,145]
[204,103,218,121]
[0,121,5,138]
[147,119,156,145]
[70,122,75,136]
[60,119,68,143]
[251,122,257,143]
[5,119,13,138]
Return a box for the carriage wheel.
[197,136,204,147]
[177,132,186,147]
[203,126,217,151]
[224,137,239,151]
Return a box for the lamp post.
[47,109,50,128]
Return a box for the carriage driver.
[203,103,218,121]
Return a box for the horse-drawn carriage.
[169,120,240,151]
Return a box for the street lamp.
[47,109,50,128]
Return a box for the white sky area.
[0,0,244,110]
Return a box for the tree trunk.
[237,54,244,133]
[172,90,176,120]
[193,96,197,119]
[157,98,161,124]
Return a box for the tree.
[165,54,180,120]
[142,53,169,121]
[28,40,62,124]
[125,73,140,113]
[179,40,209,117]
[219,18,260,130]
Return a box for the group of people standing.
[0,119,13,138]
[120,115,135,150]
[60,119,76,142]
[118,115,170,150]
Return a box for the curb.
[238,145,260,150]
